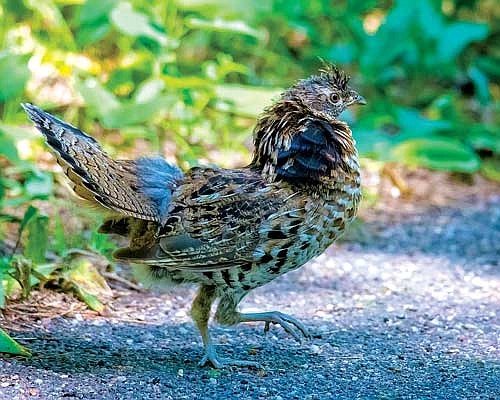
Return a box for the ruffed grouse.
[23,66,365,368]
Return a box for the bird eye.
[330,93,341,103]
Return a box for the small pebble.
[310,344,321,354]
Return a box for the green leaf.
[65,257,112,312]
[134,79,165,103]
[214,85,282,118]
[353,129,394,160]
[0,179,5,207]
[52,215,67,256]
[0,131,19,162]
[76,77,175,128]
[73,286,104,312]
[33,263,57,280]
[0,53,30,102]
[359,0,416,73]
[475,56,500,80]
[208,368,222,378]
[0,328,31,356]
[77,1,112,45]
[101,95,174,128]
[89,230,116,256]
[175,0,269,19]
[185,17,265,40]
[0,257,10,309]
[79,0,118,25]
[415,0,444,40]
[396,108,452,136]
[24,214,49,264]
[391,138,481,173]
[436,22,488,63]
[468,66,491,105]
[18,206,38,238]
[23,0,76,50]
[480,157,500,182]
[75,77,120,116]
[0,214,21,224]
[110,2,168,46]
[24,171,53,199]
[4,274,21,299]
[0,277,5,310]
[0,122,38,141]
[77,21,111,45]
[28,263,57,288]
[468,126,500,154]
[162,75,212,89]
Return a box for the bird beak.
[354,94,367,105]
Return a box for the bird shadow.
[2,309,498,400]
[8,320,310,376]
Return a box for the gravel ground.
[1,196,499,400]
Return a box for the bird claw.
[242,311,311,342]
[199,344,263,370]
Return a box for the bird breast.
[252,162,362,280]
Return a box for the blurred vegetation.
[0,0,499,352]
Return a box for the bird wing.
[113,168,293,271]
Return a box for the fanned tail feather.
[22,103,183,222]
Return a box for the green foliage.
[0,0,498,312]
[0,53,30,102]
[317,0,498,175]
[0,257,9,309]
[23,210,49,264]
[0,327,31,356]
[0,0,496,172]
[391,138,480,173]
[63,255,113,312]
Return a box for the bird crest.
[316,63,350,91]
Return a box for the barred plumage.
[24,67,366,368]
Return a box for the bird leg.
[190,286,261,369]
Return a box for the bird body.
[23,66,365,368]
[133,163,359,287]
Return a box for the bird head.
[284,65,366,120]
[251,66,364,182]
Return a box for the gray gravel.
[1,196,499,400]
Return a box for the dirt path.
[1,196,499,399]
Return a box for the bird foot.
[199,344,262,369]
[240,311,311,342]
